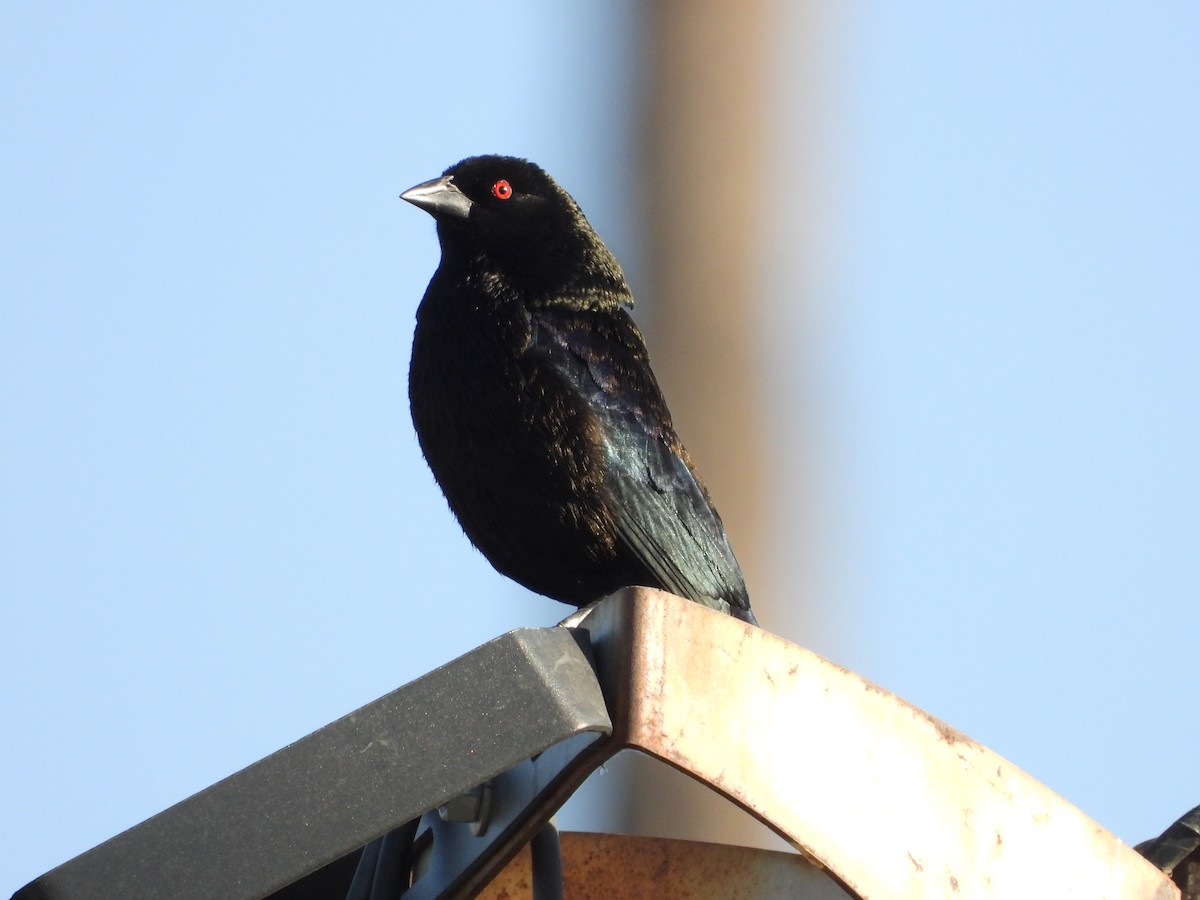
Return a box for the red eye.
[491,179,513,200]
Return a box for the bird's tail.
[731,604,759,627]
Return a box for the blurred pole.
[604,0,812,850]
[640,0,774,595]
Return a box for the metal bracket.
[12,626,610,900]
[11,587,1179,900]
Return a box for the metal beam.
[576,589,1177,899]
[13,627,610,900]
[13,588,1179,899]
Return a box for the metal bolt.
[438,782,492,836]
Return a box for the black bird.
[402,155,756,625]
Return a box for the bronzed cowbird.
[402,155,756,625]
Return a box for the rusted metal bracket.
[406,587,1177,898]
[564,588,1177,899]
[476,833,848,900]
[13,587,1180,899]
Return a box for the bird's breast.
[408,289,618,598]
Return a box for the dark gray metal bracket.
[13,626,610,900]
[401,730,604,900]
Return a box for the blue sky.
[3,2,1198,892]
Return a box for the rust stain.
[904,704,973,747]
[477,832,839,899]
[560,588,1179,899]
[860,679,887,697]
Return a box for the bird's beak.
[401,175,473,220]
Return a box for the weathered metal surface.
[577,588,1178,900]
[15,587,1180,900]
[478,832,850,899]
[13,627,610,900]
[402,731,612,900]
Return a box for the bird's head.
[402,155,631,310]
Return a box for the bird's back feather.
[528,306,752,619]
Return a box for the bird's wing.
[527,307,751,617]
